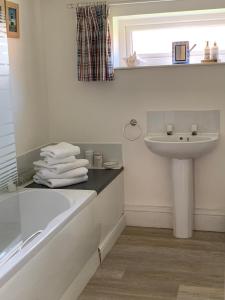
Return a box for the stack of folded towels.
[33,142,89,188]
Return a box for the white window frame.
[112,9,225,68]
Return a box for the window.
[112,9,225,67]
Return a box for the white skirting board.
[60,251,99,300]
[98,214,126,262]
[125,204,225,232]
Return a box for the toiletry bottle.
[211,42,219,62]
[85,150,94,169]
[204,41,210,60]
[94,152,103,169]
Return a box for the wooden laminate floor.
[79,227,225,300]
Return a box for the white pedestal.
[172,159,194,238]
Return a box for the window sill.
[114,62,225,70]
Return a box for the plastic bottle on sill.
[211,42,219,62]
[204,41,210,60]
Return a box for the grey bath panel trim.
[26,168,124,195]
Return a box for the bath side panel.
[95,173,125,260]
[0,199,100,300]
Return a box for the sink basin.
[144,133,219,239]
[144,134,218,159]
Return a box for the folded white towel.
[33,175,88,188]
[33,159,89,174]
[43,156,76,165]
[40,142,80,159]
[36,167,88,180]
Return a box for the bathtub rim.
[0,188,97,288]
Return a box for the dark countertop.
[26,167,124,195]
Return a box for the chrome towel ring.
[123,119,143,141]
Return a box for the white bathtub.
[0,189,100,300]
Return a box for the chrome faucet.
[166,124,173,136]
[191,124,198,136]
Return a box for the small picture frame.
[172,41,189,64]
[5,1,20,38]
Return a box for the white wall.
[8,0,49,156]
[40,0,225,226]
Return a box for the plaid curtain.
[76,3,114,81]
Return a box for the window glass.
[132,24,225,55]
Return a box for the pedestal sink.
[144,134,219,239]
